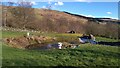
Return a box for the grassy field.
[1,30,120,67]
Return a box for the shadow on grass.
[98,42,120,46]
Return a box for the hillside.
[1,6,120,39]
[2,6,88,33]
[64,11,120,24]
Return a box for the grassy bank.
[2,43,120,66]
[1,30,120,67]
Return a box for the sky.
[32,2,118,19]
[1,0,120,2]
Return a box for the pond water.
[25,42,80,50]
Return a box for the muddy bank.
[3,35,57,49]
[4,35,119,50]
[3,35,79,50]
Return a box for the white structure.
[71,45,76,49]
[78,38,88,43]
[79,37,96,44]
[27,32,30,37]
[58,42,62,49]
[90,34,96,41]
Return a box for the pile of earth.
[4,35,56,49]
[3,35,79,50]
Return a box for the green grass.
[2,26,119,41]
[1,30,120,67]
[2,30,27,38]
[2,43,120,66]
[2,30,81,38]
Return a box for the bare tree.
[105,23,118,39]
[17,0,34,8]
[8,0,14,6]
[8,0,35,29]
